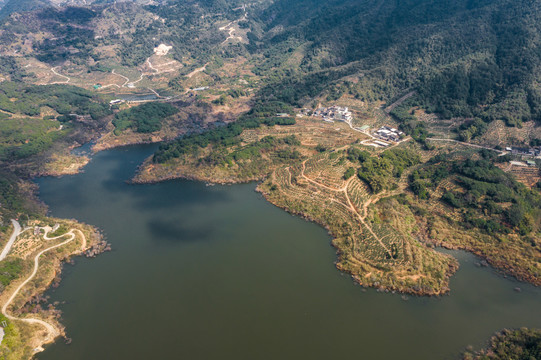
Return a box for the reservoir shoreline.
[34,144,541,360]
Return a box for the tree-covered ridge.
[252,0,541,125]
[0,117,65,161]
[153,101,294,163]
[112,102,178,135]
[352,147,421,193]
[463,328,541,360]
[0,81,111,163]
[0,171,42,219]
[410,152,541,237]
[3,0,541,132]
[0,81,111,119]
[0,0,50,20]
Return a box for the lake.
[36,145,541,360]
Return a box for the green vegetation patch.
[49,224,69,238]
[356,148,421,193]
[0,117,64,160]
[0,313,23,360]
[463,328,541,360]
[410,152,541,236]
[202,135,301,167]
[0,82,111,119]
[0,258,23,287]
[112,102,179,135]
[153,101,294,163]
[0,172,42,219]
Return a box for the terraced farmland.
[259,151,458,295]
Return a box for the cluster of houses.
[374,126,404,142]
[505,146,541,157]
[312,106,353,124]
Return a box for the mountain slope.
[0,0,51,19]
[252,0,541,125]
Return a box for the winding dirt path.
[384,91,416,114]
[186,63,209,78]
[49,67,71,85]
[1,227,87,350]
[219,8,247,44]
[111,69,130,87]
[106,56,179,95]
[298,160,392,255]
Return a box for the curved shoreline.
[1,226,88,353]
[131,164,539,294]
[132,164,458,296]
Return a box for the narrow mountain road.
[427,138,504,153]
[111,69,130,87]
[186,63,209,78]
[219,8,247,44]
[50,67,70,85]
[0,220,21,261]
[1,227,87,351]
[384,91,415,113]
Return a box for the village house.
[312,105,353,124]
[374,126,403,142]
[506,146,541,157]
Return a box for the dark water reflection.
[35,145,541,360]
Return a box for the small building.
[374,125,402,143]
[527,160,537,167]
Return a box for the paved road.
[1,226,87,352]
[0,220,21,261]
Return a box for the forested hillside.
[251,0,541,126]
[0,0,51,20]
[3,0,541,128]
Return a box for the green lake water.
[35,145,541,360]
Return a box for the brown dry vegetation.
[496,162,541,188]
[477,120,541,147]
[259,151,458,295]
[405,176,541,286]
